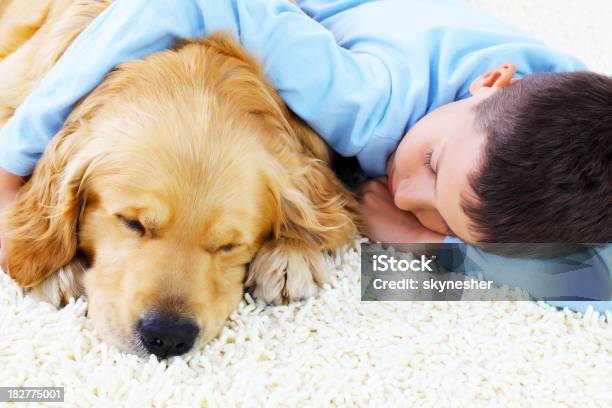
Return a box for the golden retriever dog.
[0,0,358,358]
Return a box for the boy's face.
[387,63,516,242]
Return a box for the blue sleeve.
[443,236,612,315]
[0,0,391,176]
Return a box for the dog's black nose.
[137,313,200,359]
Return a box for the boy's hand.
[358,177,444,243]
[0,167,24,271]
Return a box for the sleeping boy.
[0,0,610,310]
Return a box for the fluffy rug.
[1,1,611,406]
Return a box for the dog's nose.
[137,313,200,359]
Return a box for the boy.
[0,0,610,310]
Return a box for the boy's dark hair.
[465,72,611,243]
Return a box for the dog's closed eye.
[206,243,243,254]
[116,215,146,236]
[220,244,235,253]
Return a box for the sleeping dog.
[0,0,358,358]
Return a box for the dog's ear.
[242,86,359,249]
[270,155,358,249]
[1,122,91,288]
[199,33,358,243]
[1,47,137,288]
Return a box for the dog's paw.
[28,259,86,307]
[246,240,334,305]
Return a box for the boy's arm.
[0,0,393,177]
[445,237,612,314]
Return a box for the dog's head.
[2,36,355,357]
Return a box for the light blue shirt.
[0,0,586,176]
[0,0,608,314]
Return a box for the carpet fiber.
[1,1,611,406]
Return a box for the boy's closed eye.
[424,148,434,171]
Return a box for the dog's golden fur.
[0,0,358,353]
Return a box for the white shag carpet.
[1,1,612,406]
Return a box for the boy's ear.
[469,62,517,95]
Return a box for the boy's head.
[387,64,611,243]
